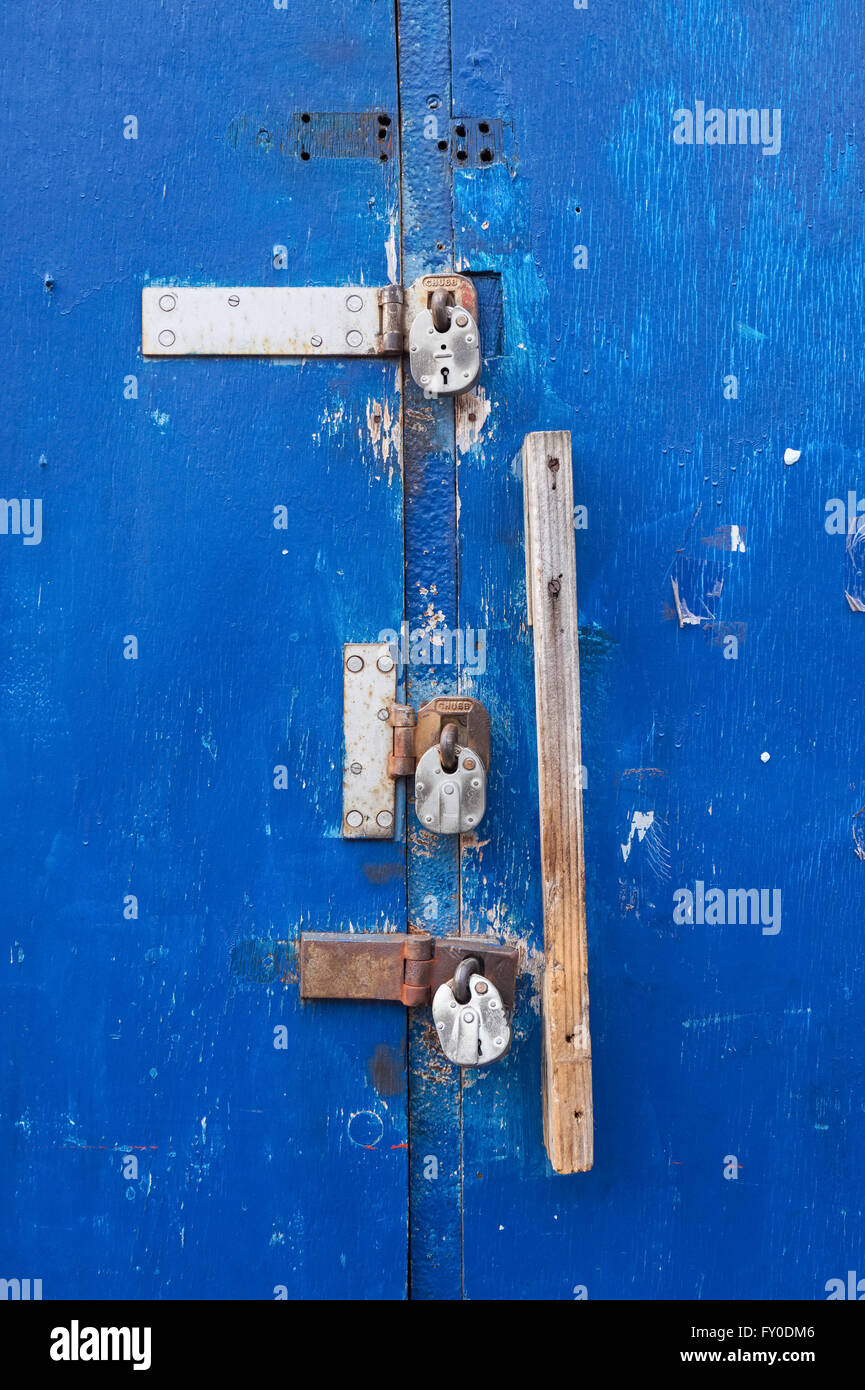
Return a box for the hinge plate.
[299,932,520,1009]
[342,642,398,840]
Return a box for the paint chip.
[760,751,770,763]
[783,448,800,465]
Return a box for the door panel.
[1,1,406,1299]
[451,0,864,1299]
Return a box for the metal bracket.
[342,643,398,841]
[299,932,519,1010]
[142,272,479,362]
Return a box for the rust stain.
[367,1043,405,1097]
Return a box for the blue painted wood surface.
[451,0,865,1298]
[3,0,862,1302]
[1,0,408,1299]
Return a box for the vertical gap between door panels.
[446,0,468,1307]
[392,0,412,1306]
[396,0,463,1302]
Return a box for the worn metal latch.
[300,932,518,1012]
[142,273,481,397]
[342,643,490,840]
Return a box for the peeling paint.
[620,810,655,862]
[455,387,493,452]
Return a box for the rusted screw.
[475,981,488,995]
[548,578,561,597]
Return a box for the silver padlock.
[414,740,486,834]
[432,958,511,1067]
[408,302,481,396]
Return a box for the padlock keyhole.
[441,367,449,384]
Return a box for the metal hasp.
[142,273,481,396]
[343,669,491,840]
[299,933,519,1011]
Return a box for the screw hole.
[480,147,493,163]
[300,150,310,161]
[574,1111,583,1121]
[575,205,581,213]
[455,123,466,137]
[456,150,467,162]
[379,152,388,162]
[377,127,387,140]
[479,121,490,134]
[301,112,311,123]
[437,139,448,150]
[378,113,391,127]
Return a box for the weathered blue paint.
[453,0,865,1298]
[1,1,407,1299]
[398,0,464,1302]
[3,0,862,1304]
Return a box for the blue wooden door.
[3,0,862,1305]
[445,0,865,1301]
[2,2,408,1300]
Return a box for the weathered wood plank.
[523,431,592,1174]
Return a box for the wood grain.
[523,431,593,1174]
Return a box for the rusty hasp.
[299,933,519,1010]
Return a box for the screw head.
[157,329,175,347]
[158,294,176,312]
[455,313,468,327]
[424,815,433,824]
[376,654,394,672]
[227,295,240,307]
[377,708,389,722]
[463,757,476,770]
[474,981,488,995]
[345,294,364,312]
[488,999,499,1010]
[443,784,454,795]
[310,334,323,348]
[350,762,362,775]
[346,810,363,829]
[466,816,475,825]
[416,782,425,793]
[376,810,394,829]
[346,329,363,348]
[345,654,364,672]
[462,1010,475,1024]
[494,1037,504,1047]
[471,778,481,789]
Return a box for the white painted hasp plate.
[342,643,397,841]
[142,287,381,357]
